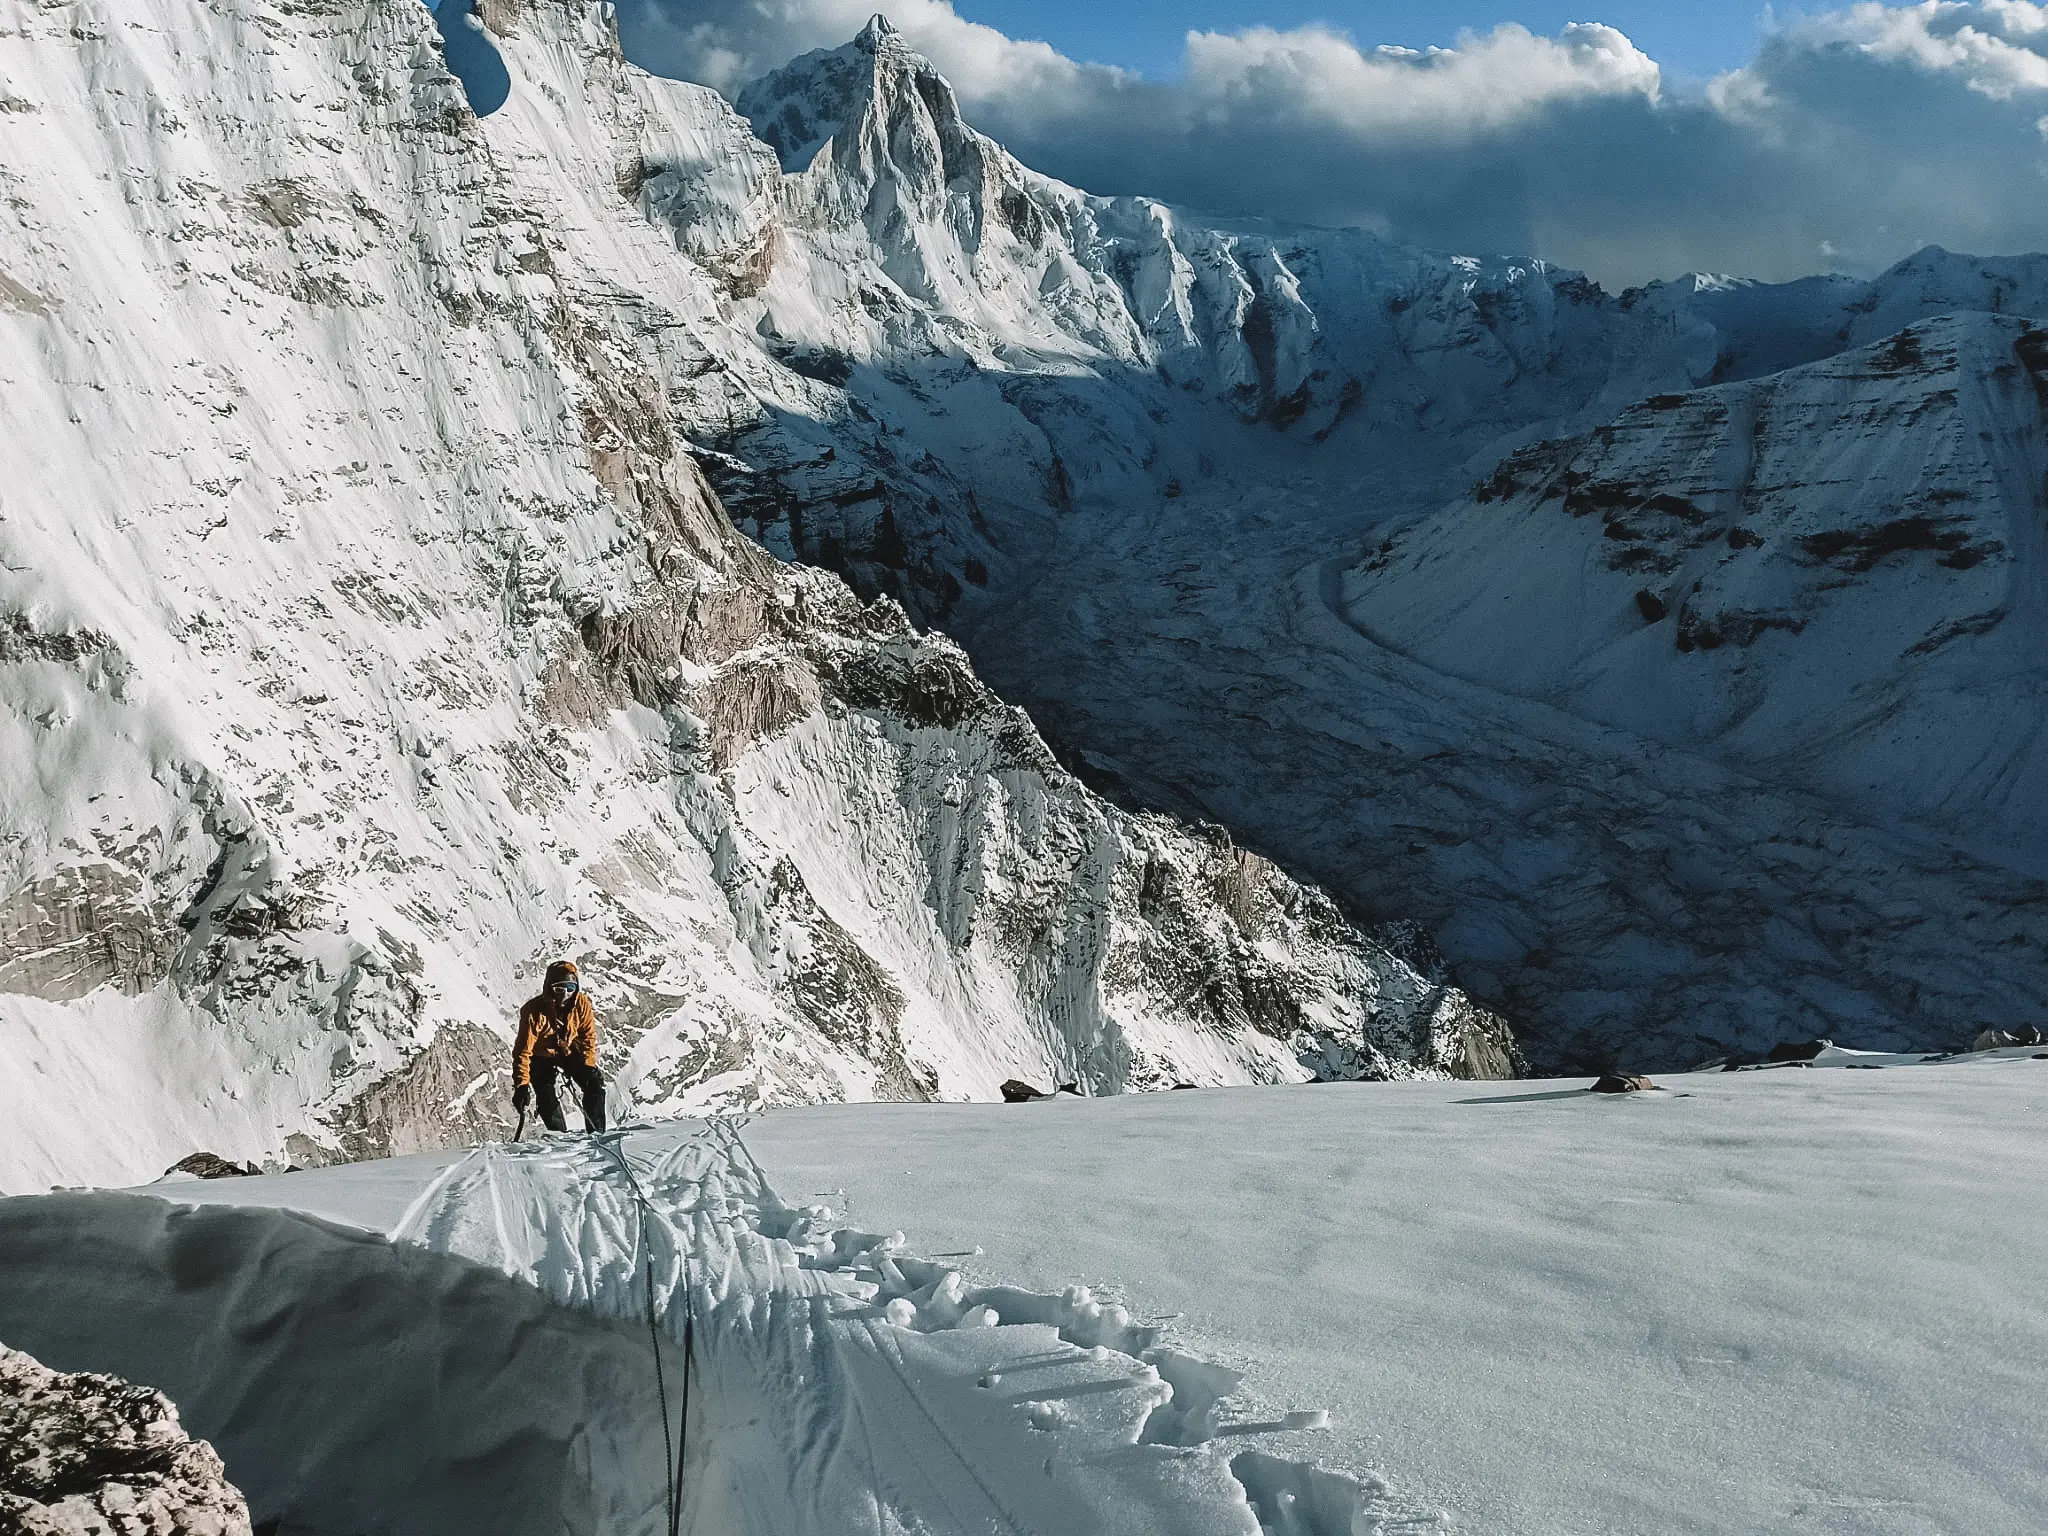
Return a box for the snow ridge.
[386,1122,1442,1535]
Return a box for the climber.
[512,959,607,1133]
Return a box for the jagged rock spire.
[737,13,977,187]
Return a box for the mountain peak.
[736,17,967,176]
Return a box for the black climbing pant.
[531,1057,607,1133]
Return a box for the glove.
[513,1083,532,1112]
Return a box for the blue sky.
[949,1,1783,83]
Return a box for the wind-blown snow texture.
[0,0,1517,1193]
[2,1053,2043,1534]
[0,1121,1441,1535]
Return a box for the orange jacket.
[513,963,598,1086]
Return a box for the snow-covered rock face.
[1350,312,2047,853]
[661,16,2048,641]
[1306,309,2048,1066]
[0,0,1512,1191]
[0,1339,252,1536]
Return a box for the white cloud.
[619,0,1100,99]
[616,1,2048,286]
[1173,22,1659,139]
[1772,1,2048,96]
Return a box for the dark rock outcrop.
[162,1154,262,1181]
[1591,1073,1656,1093]
[0,1339,253,1535]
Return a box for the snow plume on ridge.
[0,0,1513,1193]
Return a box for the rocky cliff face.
[0,1339,252,1536]
[0,0,1514,1191]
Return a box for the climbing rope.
[595,1132,695,1536]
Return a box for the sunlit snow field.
[4,1054,2042,1534]
[751,1058,2048,1532]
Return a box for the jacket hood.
[544,960,580,987]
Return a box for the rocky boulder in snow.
[1590,1073,1656,1093]
[0,1340,252,1536]
[160,1155,263,1181]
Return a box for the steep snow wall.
[0,0,1512,1191]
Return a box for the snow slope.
[0,1126,1425,1535]
[0,0,1513,1194]
[3,1052,2043,1533]
[745,1056,2048,1535]
[1347,311,2048,857]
